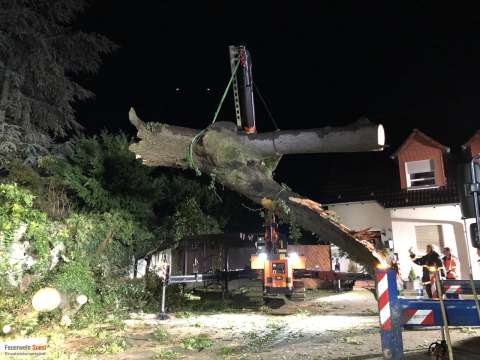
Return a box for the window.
[415,225,444,252]
[272,263,285,274]
[405,159,436,189]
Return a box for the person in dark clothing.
[334,258,340,272]
[409,245,443,298]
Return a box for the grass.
[363,308,378,315]
[266,320,283,331]
[342,336,363,345]
[219,346,235,356]
[460,327,479,334]
[175,311,194,318]
[241,320,285,351]
[295,308,311,316]
[153,350,179,359]
[84,329,127,355]
[182,334,213,351]
[169,287,260,315]
[152,326,169,342]
[259,305,272,314]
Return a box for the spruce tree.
[0,0,116,166]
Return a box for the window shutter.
[415,225,444,252]
[406,159,436,188]
[406,159,434,174]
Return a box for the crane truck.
[250,215,307,304]
[229,45,308,303]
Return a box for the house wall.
[390,204,480,281]
[327,201,392,271]
[326,200,480,280]
[328,201,392,231]
[288,245,331,270]
[468,133,480,158]
[398,138,446,189]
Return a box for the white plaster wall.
[389,204,480,280]
[328,201,392,232]
[327,201,480,280]
[328,201,392,271]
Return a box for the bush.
[98,278,158,313]
[0,297,21,336]
[50,261,97,300]
[408,267,416,282]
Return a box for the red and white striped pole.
[376,267,404,359]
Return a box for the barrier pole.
[436,269,454,360]
[468,156,480,320]
[462,217,480,321]
[159,281,168,320]
[376,268,404,359]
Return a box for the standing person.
[389,253,403,295]
[333,258,341,292]
[334,258,340,272]
[442,247,458,280]
[409,245,443,298]
[442,247,459,299]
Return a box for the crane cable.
[253,81,280,131]
[186,61,240,175]
[186,64,281,173]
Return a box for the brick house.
[463,130,480,160]
[392,129,449,190]
[319,129,480,281]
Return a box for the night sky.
[77,2,480,198]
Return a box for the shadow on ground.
[337,336,480,360]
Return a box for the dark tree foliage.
[0,0,116,166]
[46,133,162,219]
[5,132,262,281]
[43,133,227,259]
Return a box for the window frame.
[405,159,437,190]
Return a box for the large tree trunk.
[128,109,388,273]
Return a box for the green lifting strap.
[186,61,240,175]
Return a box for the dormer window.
[405,159,436,189]
[393,129,449,190]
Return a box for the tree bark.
[241,119,384,156]
[133,258,138,279]
[0,66,11,124]
[128,108,388,273]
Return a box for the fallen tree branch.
[128,108,388,273]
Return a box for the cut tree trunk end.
[128,108,388,273]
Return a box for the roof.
[391,129,450,159]
[462,130,480,149]
[318,180,459,208]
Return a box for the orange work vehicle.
[250,215,306,303]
